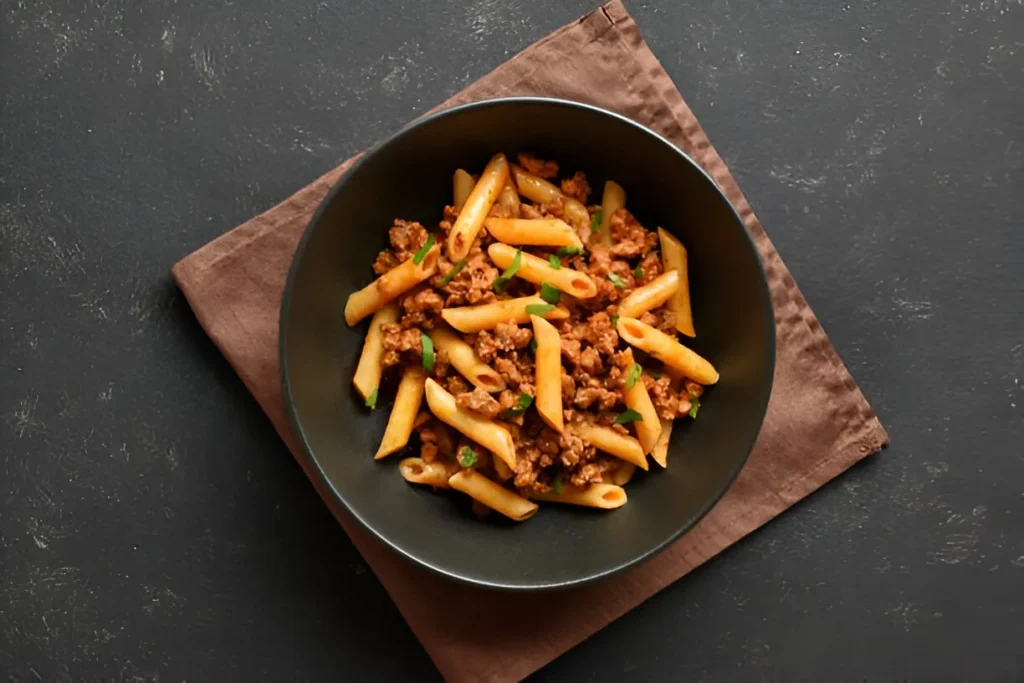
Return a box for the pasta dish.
[344,153,717,522]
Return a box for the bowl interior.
[281,99,774,589]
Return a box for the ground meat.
[636,251,664,284]
[560,371,576,402]
[494,356,535,396]
[581,311,619,356]
[573,377,620,411]
[474,323,531,362]
[560,171,591,203]
[517,153,559,180]
[557,430,588,467]
[400,288,443,329]
[608,209,658,259]
[643,375,693,419]
[569,455,617,488]
[372,250,400,275]
[437,250,498,307]
[455,388,503,419]
[560,334,582,366]
[445,374,471,395]
[380,324,421,368]
[418,418,456,463]
[685,380,705,398]
[579,347,603,375]
[640,309,678,335]
[388,219,430,262]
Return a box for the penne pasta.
[530,315,564,433]
[530,483,627,509]
[449,469,539,522]
[344,245,440,325]
[597,180,626,246]
[617,270,680,319]
[428,326,505,392]
[448,153,510,261]
[423,378,517,469]
[657,227,695,337]
[453,169,474,210]
[607,461,636,486]
[492,177,521,218]
[399,457,460,488]
[621,349,662,454]
[351,303,399,401]
[375,367,426,459]
[440,295,570,334]
[616,317,718,385]
[492,451,514,481]
[650,417,673,468]
[487,243,597,299]
[570,422,648,470]
[483,217,584,250]
[509,164,591,230]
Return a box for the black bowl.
[280,97,775,590]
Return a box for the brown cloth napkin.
[172,3,889,681]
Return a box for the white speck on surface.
[98,384,113,402]
[892,298,935,320]
[191,43,218,88]
[886,603,919,632]
[769,165,827,193]
[7,395,42,438]
[161,25,175,52]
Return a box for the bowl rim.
[279,96,776,591]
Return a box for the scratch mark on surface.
[7,395,42,438]
[191,43,219,88]
[886,602,919,632]
[892,298,934,320]
[769,165,827,193]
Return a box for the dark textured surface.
[1,0,1021,680]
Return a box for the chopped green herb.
[458,446,478,468]
[420,332,435,372]
[552,472,564,494]
[689,397,700,419]
[611,315,619,329]
[548,254,562,270]
[633,265,644,279]
[412,234,436,265]
[591,210,603,231]
[608,273,626,289]
[500,392,534,418]
[528,339,538,354]
[556,246,583,257]
[525,303,555,316]
[438,258,466,286]
[614,409,643,425]
[625,363,643,390]
[539,283,561,305]
[647,369,663,380]
[492,249,522,293]
[365,387,379,410]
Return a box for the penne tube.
[491,178,521,218]
[530,483,627,510]
[428,326,505,392]
[399,457,460,488]
[570,422,648,470]
[530,315,564,433]
[453,169,474,210]
[492,451,514,481]
[509,164,591,230]
[621,349,662,454]
[375,367,426,459]
[449,469,538,522]
[344,246,440,325]
[657,227,695,337]
[440,295,570,334]
[483,217,584,250]
[616,317,719,385]
[607,461,636,486]
[351,303,399,401]
[617,270,680,319]
[423,378,517,469]
[597,180,626,246]
[448,153,509,261]
[487,243,597,299]
[650,417,673,468]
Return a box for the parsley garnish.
[608,273,626,289]
[634,265,644,279]
[647,369,663,380]
[557,246,583,257]
[591,210,602,231]
[539,283,561,305]
[552,473,564,494]
[500,392,533,418]
[420,332,435,372]
[492,249,522,293]
[613,409,643,425]
[365,387,378,409]
[689,397,700,419]
[548,254,562,269]
[412,234,435,265]
[625,363,643,390]
[458,446,478,468]
[525,303,555,316]
[528,339,538,354]
[438,258,466,286]
[611,315,619,328]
